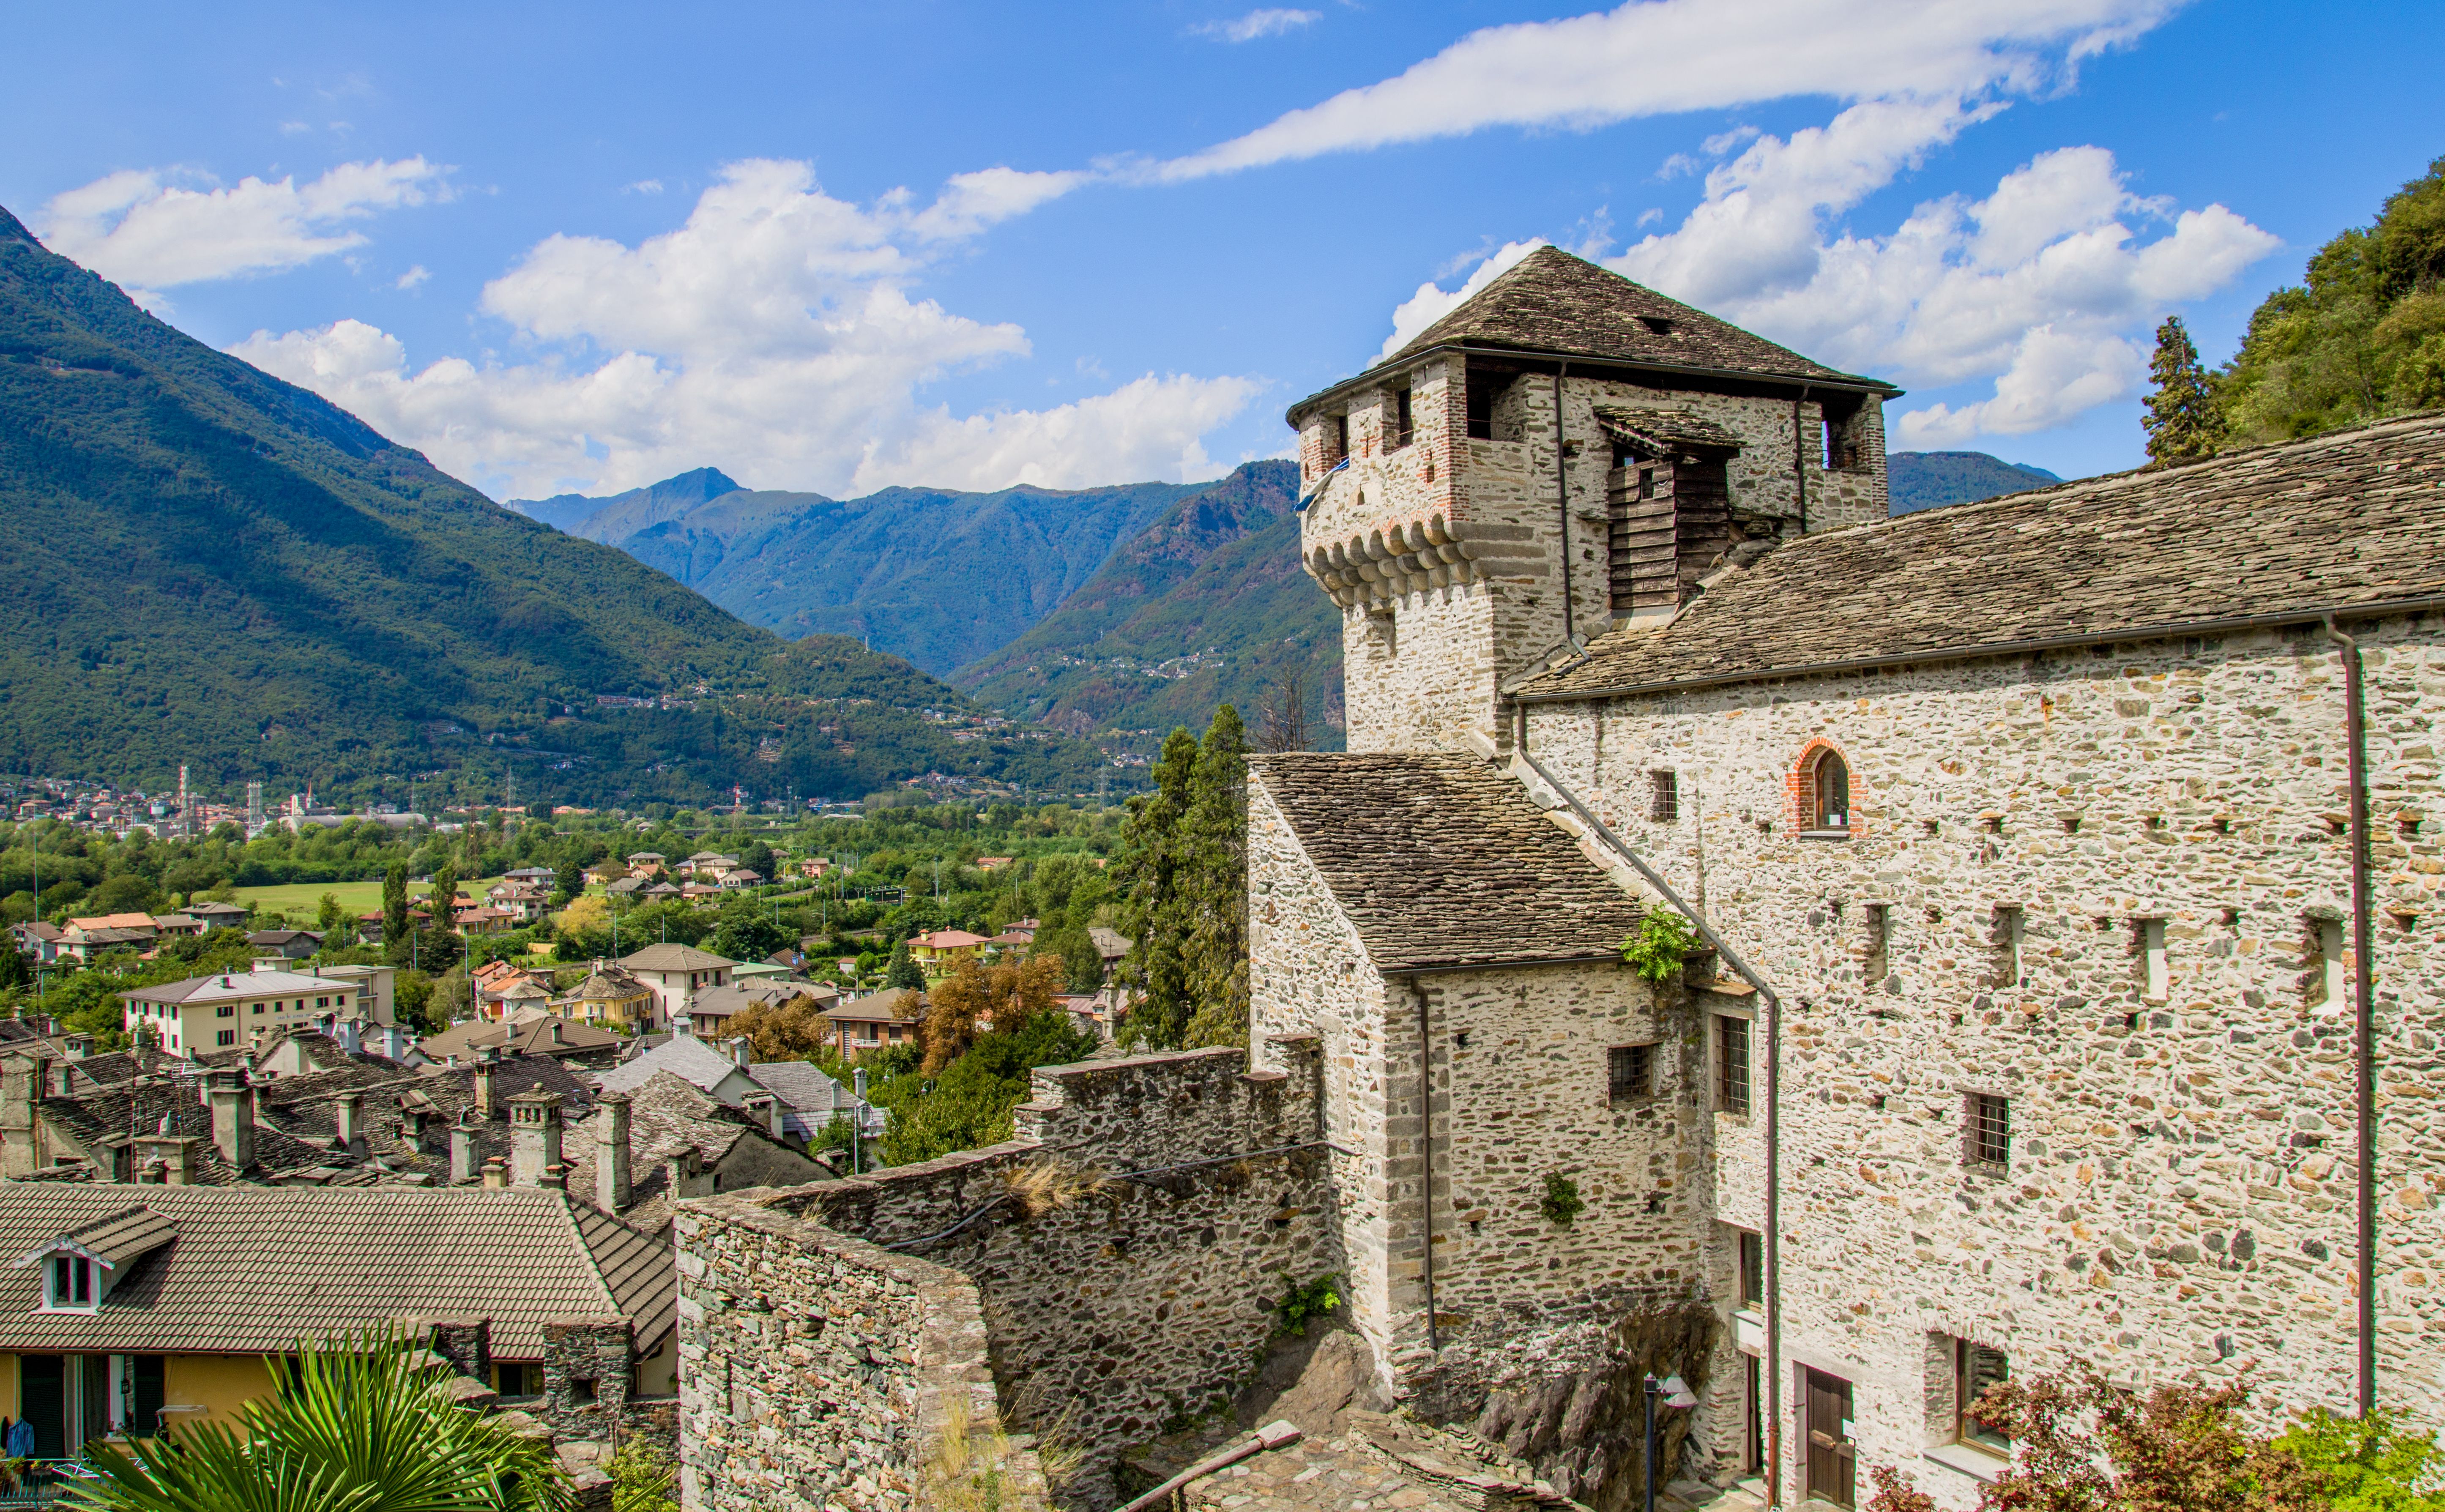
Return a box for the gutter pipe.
[2323,617,2379,1416]
[1416,979,1438,1354]
[1511,704,1787,1509]
[1555,363,1575,645]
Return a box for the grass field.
[234,876,508,926]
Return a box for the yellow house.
[558,962,656,1030]
[904,930,987,969]
[0,1184,674,1456]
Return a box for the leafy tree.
[87,872,161,916]
[739,839,777,879]
[878,996,1094,1166]
[2144,317,2228,463]
[0,947,28,993]
[710,902,790,965]
[552,859,584,906]
[382,863,410,949]
[2225,156,2445,445]
[428,863,459,930]
[68,1329,570,1512]
[2273,1408,2445,1512]
[1180,705,1250,1049]
[723,991,840,1062]
[393,972,439,1035]
[886,939,926,992]
[1112,726,1201,1048]
[315,892,347,941]
[922,954,1066,1075]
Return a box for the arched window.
[1805,748,1852,833]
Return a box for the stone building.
[669,250,2445,1512]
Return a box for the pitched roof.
[562,1073,782,1230]
[1291,246,1890,421]
[1524,413,2445,700]
[120,968,360,1005]
[593,1036,747,1098]
[617,943,736,973]
[1250,752,1642,973]
[821,987,922,1025]
[419,1016,623,1062]
[0,1185,670,1359]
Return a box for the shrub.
[1540,1172,1586,1226]
[1620,911,1698,984]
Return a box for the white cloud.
[394,264,429,290]
[1195,8,1321,43]
[232,160,1255,500]
[625,178,664,195]
[35,158,451,290]
[1377,239,1545,362]
[1153,0,2185,180]
[1593,105,2279,442]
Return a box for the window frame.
[1802,747,1854,835]
[1390,386,1415,450]
[1715,1013,1753,1117]
[1955,1338,2011,1452]
[1966,1091,2010,1171]
[1649,770,1679,823]
[44,1252,98,1312]
[1736,1229,1764,1311]
[1608,1042,1657,1103]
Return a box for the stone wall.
[1520,613,2445,1505]
[675,1194,1041,1512]
[678,1046,1340,1510]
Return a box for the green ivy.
[1620,910,1699,984]
[1540,1172,1586,1227]
[1277,1273,1342,1334]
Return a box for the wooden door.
[1805,1367,1856,1508]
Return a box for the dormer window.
[45,1254,95,1312]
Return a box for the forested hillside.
[951,461,1344,744]
[1885,452,2062,514]
[0,206,1118,807]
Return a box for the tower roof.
[1289,246,1895,422]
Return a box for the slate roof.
[419,1016,624,1063]
[1250,752,1643,973]
[563,1072,770,1230]
[595,1037,747,1099]
[0,1185,671,1360]
[1290,246,1892,421]
[1524,413,2445,700]
[618,943,736,973]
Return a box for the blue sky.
[8,1,2442,500]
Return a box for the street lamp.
[1644,1373,1698,1512]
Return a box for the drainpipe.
[1791,386,1812,534]
[1415,979,1438,1354]
[1554,364,1575,645]
[2323,617,2378,1415]
[1513,706,1785,1507]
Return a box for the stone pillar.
[450,1116,480,1185]
[472,1045,499,1118]
[508,1091,564,1187]
[205,1069,254,1172]
[663,1145,712,1200]
[134,1134,199,1186]
[482,1157,509,1189]
[595,1092,632,1213]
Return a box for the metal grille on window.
[1609,1043,1654,1100]
[1716,1015,1752,1116]
[1650,770,1679,822]
[1969,1093,2010,1167]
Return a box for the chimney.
[205,1070,255,1171]
[252,957,282,974]
[663,1144,710,1200]
[595,1092,632,1213]
[450,1116,480,1184]
[102,1136,134,1183]
[335,1091,367,1159]
[472,1047,498,1118]
[539,1164,567,1194]
[334,1019,362,1055]
[481,1157,508,1189]
[60,1035,91,1061]
[730,1037,752,1071]
[673,1013,694,1040]
[742,1091,785,1140]
[138,1158,167,1184]
[45,1061,73,1099]
[508,1091,564,1187]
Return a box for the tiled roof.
[120,968,359,1006]
[419,1016,623,1062]
[1250,752,1643,973]
[40,1204,178,1267]
[1525,414,2445,700]
[0,1185,669,1360]
[617,943,736,973]
[821,988,922,1025]
[1292,246,1888,420]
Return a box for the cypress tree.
[1113,726,1201,1048]
[1181,705,1250,1049]
[2143,316,2228,463]
[381,863,410,947]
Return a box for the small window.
[1332,413,1350,463]
[1465,374,1497,440]
[216,1004,234,1018]
[1957,1340,2010,1451]
[2138,918,2168,1001]
[217,1030,235,1047]
[1863,903,1890,987]
[1391,387,1415,450]
[567,1376,598,1405]
[1804,749,1852,833]
[2309,917,2344,1014]
[1608,1043,1655,1101]
[46,1254,94,1310]
[1991,905,2024,988]
[1715,1014,1752,1117]
[1967,1092,2010,1169]
[1737,1229,1764,1309]
[1649,771,1679,823]
[1637,466,1656,500]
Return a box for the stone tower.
[1285,247,1897,755]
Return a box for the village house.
[615,943,738,1030]
[596,1034,872,1153]
[623,852,666,877]
[242,927,322,961]
[905,928,986,970]
[555,961,657,1031]
[0,1183,673,1455]
[118,960,372,1059]
[816,987,924,1058]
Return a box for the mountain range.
[0,205,1117,808]
[1886,451,2062,514]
